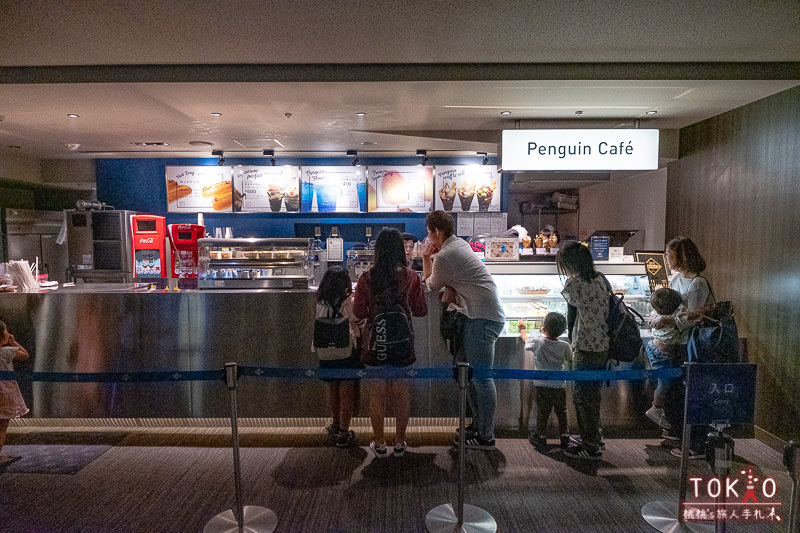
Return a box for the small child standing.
[1,319,29,465]
[519,312,572,448]
[645,287,685,430]
[312,267,363,448]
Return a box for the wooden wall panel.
[666,85,800,442]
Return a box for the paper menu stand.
[590,236,610,261]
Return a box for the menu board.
[300,166,366,213]
[434,165,501,213]
[232,165,300,213]
[166,166,234,213]
[367,166,433,213]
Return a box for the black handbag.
[605,277,645,364]
[686,278,739,363]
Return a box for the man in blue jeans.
[422,211,505,450]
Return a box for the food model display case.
[198,237,314,289]
[485,262,652,336]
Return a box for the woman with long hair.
[353,228,427,458]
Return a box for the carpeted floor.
[0,424,792,532]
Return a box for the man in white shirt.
[422,211,505,450]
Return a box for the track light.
[478,152,489,165]
[212,150,225,166]
[347,149,359,166]
[263,149,275,166]
[416,149,428,166]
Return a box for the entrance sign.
[685,363,756,426]
[501,129,659,171]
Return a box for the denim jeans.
[572,348,607,450]
[458,318,504,440]
[646,341,685,406]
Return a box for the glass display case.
[485,262,652,337]
[198,237,314,289]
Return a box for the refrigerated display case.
[485,262,651,337]
[198,237,314,289]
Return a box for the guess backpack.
[363,298,415,367]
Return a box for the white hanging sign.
[501,129,659,171]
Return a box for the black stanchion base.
[641,501,713,533]
[425,503,496,533]
[204,505,277,533]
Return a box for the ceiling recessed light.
[133,142,169,146]
[189,141,214,147]
[67,113,79,118]
[575,110,583,117]
[645,110,658,115]
[500,111,511,115]
[360,141,376,146]
[210,112,222,117]
[355,112,366,117]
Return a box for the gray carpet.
[0,430,791,532]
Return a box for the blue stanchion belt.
[0,367,683,383]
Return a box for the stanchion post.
[785,440,800,533]
[204,362,277,533]
[425,362,496,533]
[705,425,733,533]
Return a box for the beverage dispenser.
[130,214,167,280]
[167,223,205,278]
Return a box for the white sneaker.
[646,405,671,430]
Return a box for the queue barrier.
[0,366,685,383]
[0,365,683,533]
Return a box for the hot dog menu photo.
[434,165,501,212]
[232,165,301,213]
[166,166,234,213]
[367,166,433,213]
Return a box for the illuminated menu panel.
[233,165,300,213]
[434,165,501,213]
[166,166,233,213]
[300,166,366,212]
[367,166,433,213]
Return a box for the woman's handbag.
[686,278,739,363]
[687,302,739,363]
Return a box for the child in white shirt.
[519,312,572,448]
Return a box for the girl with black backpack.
[353,229,427,459]
[313,266,363,448]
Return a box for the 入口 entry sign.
[501,129,659,171]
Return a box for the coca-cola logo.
[138,237,155,244]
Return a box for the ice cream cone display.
[534,235,544,248]
[549,231,560,248]
[457,182,475,211]
[438,182,456,211]
[476,180,496,211]
[268,183,284,212]
[284,186,300,211]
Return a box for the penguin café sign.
[500,129,660,171]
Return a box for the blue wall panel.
[95,156,503,247]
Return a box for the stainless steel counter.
[1,287,654,433]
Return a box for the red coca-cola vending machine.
[167,223,205,279]
[130,214,167,281]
